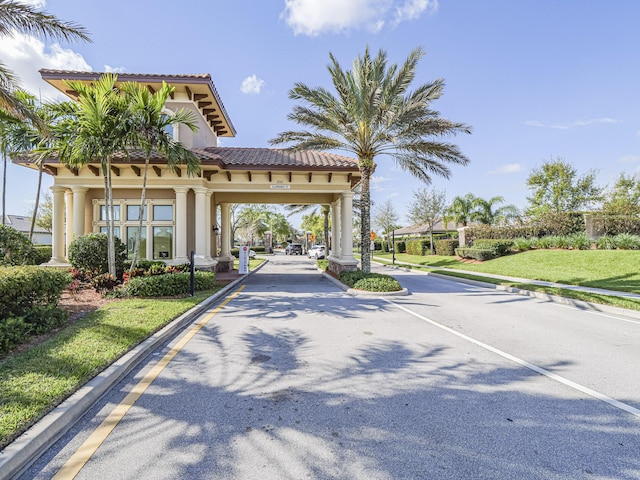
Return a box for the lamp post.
[392,229,395,265]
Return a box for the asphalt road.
[20,255,640,479]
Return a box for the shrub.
[394,241,406,253]
[406,239,430,256]
[613,233,640,250]
[0,266,71,355]
[68,233,127,278]
[596,235,617,250]
[92,273,120,293]
[434,239,459,256]
[472,239,514,256]
[465,212,585,243]
[533,236,553,249]
[512,237,534,251]
[0,225,34,266]
[317,259,329,271]
[455,248,495,261]
[338,270,402,292]
[30,245,52,264]
[122,271,216,297]
[588,214,640,236]
[124,259,165,272]
[569,232,592,250]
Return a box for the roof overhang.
[39,69,236,137]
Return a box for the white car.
[307,245,326,259]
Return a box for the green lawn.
[0,291,218,449]
[372,250,640,293]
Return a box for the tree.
[120,81,199,271]
[443,193,476,228]
[602,173,640,215]
[0,105,23,224]
[373,199,400,250]
[235,205,269,245]
[300,212,324,242]
[271,46,471,273]
[286,203,331,246]
[407,188,446,255]
[526,158,602,216]
[32,192,51,232]
[471,195,519,225]
[56,73,130,276]
[0,0,90,122]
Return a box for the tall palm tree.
[443,193,477,228]
[0,106,21,224]
[57,73,129,276]
[471,195,520,225]
[271,46,471,273]
[0,0,90,122]
[120,81,199,271]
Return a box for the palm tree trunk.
[323,208,329,247]
[1,148,6,225]
[360,166,372,274]
[103,158,116,277]
[29,161,44,241]
[130,157,149,272]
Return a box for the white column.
[193,187,213,266]
[340,191,357,264]
[50,186,67,264]
[206,190,213,258]
[330,200,341,259]
[72,187,88,240]
[174,187,189,263]
[65,190,73,256]
[211,199,219,257]
[220,203,232,259]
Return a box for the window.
[127,227,147,260]
[100,205,120,221]
[153,205,173,221]
[153,226,173,260]
[100,226,120,237]
[127,205,147,221]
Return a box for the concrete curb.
[0,264,264,480]
[321,271,409,296]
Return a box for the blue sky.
[2,0,639,228]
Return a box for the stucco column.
[211,198,219,257]
[50,186,67,264]
[174,187,189,263]
[65,190,73,256]
[205,190,213,259]
[330,200,341,259]
[72,187,88,240]
[220,203,232,259]
[193,187,213,266]
[340,191,357,264]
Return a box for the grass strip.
[431,270,640,312]
[0,290,218,449]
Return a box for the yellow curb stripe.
[52,286,245,480]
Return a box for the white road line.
[550,302,640,325]
[384,297,640,419]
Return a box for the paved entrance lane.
[21,256,640,479]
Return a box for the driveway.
[20,255,640,479]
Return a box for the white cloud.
[18,0,47,8]
[490,163,523,174]
[0,33,91,100]
[240,74,266,94]
[618,154,640,163]
[394,0,438,25]
[371,175,394,192]
[525,117,619,130]
[104,65,126,73]
[281,0,436,36]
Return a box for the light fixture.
[212,224,219,233]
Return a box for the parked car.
[285,243,303,255]
[307,245,326,259]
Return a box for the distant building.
[390,220,458,238]
[3,215,52,245]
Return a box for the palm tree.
[443,193,477,228]
[471,195,520,225]
[0,106,21,224]
[270,46,471,273]
[57,73,129,276]
[120,81,199,271]
[0,0,90,122]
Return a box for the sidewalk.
[371,255,640,301]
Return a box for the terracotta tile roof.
[201,147,359,170]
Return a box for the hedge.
[587,214,640,236]
[435,239,459,256]
[122,271,216,297]
[472,239,514,256]
[465,212,585,243]
[339,270,402,292]
[394,241,406,254]
[406,239,430,256]
[0,266,71,355]
[455,248,495,261]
